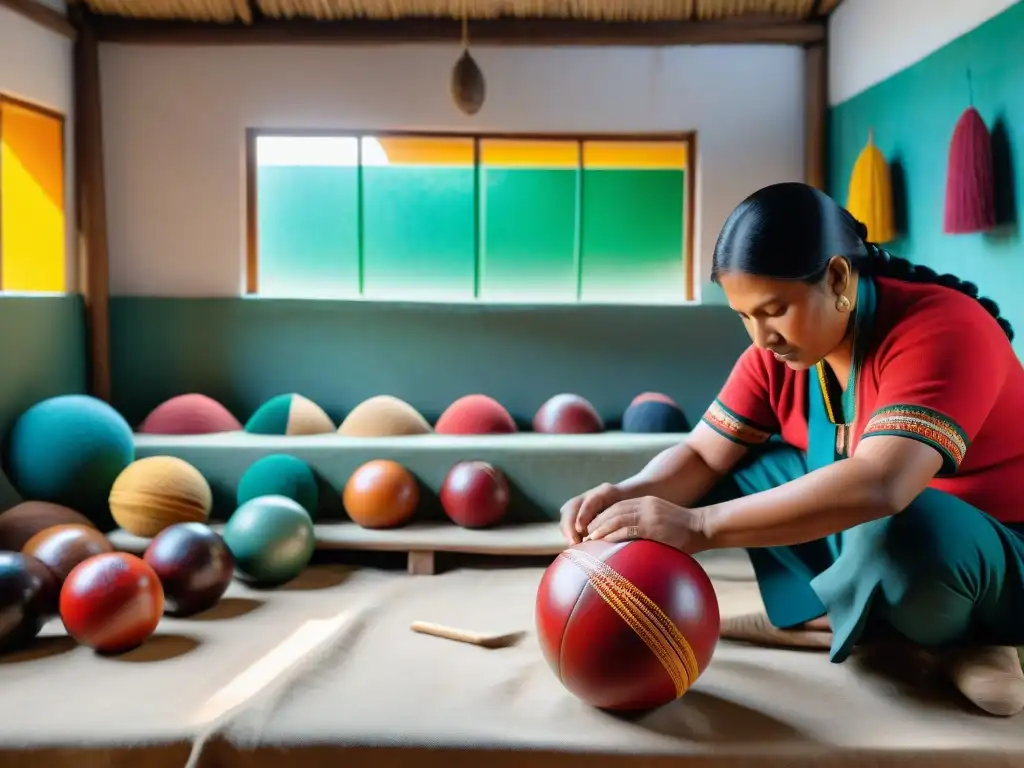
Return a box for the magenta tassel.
[943,107,996,234]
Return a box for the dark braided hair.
[711,182,1014,342]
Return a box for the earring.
[836,295,851,313]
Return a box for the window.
[0,95,66,293]
[247,131,694,303]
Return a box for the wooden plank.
[803,42,828,191]
[73,17,113,402]
[0,0,76,38]
[91,15,825,46]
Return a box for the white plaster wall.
[99,43,805,300]
[829,0,1021,105]
[0,2,76,291]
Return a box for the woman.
[561,182,1024,717]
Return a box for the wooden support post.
[803,42,828,192]
[407,551,437,576]
[74,15,112,402]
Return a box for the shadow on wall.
[108,297,752,429]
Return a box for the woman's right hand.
[559,483,631,544]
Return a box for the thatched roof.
[74,0,843,24]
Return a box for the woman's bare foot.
[720,612,832,650]
[944,646,1024,717]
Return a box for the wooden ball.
[109,456,212,538]
[22,524,114,582]
[0,552,59,649]
[342,460,419,529]
[143,523,233,616]
[0,501,96,552]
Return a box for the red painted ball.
[536,539,720,711]
[440,461,510,528]
[533,394,604,434]
[60,552,165,653]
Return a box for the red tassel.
[943,107,996,234]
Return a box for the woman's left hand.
[585,496,710,555]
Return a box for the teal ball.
[237,454,318,516]
[3,395,134,530]
[221,495,315,587]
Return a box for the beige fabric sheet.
[1,554,1023,767]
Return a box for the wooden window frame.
[0,92,68,292]
[245,128,697,303]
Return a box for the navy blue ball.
[622,401,690,433]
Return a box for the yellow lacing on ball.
[562,549,699,698]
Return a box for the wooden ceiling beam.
[90,14,825,46]
[0,0,77,38]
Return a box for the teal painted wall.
[0,295,88,510]
[107,297,750,430]
[829,1,1024,353]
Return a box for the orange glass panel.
[0,98,66,292]
[479,139,578,168]
[582,140,687,170]
[371,136,474,166]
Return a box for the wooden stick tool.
[410,621,525,649]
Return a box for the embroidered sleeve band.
[701,400,774,447]
[861,404,968,473]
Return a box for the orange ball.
[342,460,419,529]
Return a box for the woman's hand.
[585,496,710,555]
[560,483,630,544]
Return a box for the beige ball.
[338,396,432,437]
[109,456,212,538]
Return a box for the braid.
[860,242,1014,342]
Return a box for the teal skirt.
[703,440,1024,662]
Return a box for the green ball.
[237,454,318,516]
[222,495,315,587]
[3,395,134,529]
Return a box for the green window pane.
[361,136,476,301]
[580,168,686,302]
[255,136,360,298]
[479,140,578,302]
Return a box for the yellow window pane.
[371,136,474,167]
[479,139,578,169]
[582,140,688,170]
[1,98,66,292]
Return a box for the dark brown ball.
[143,523,234,616]
[22,524,114,583]
[0,501,95,552]
[0,551,59,650]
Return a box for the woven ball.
[435,394,517,435]
[533,394,604,434]
[2,395,134,529]
[0,501,96,552]
[109,456,213,538]
[237,454,318,516]
[245,393,334,435]
[536,539,720,711]
[338,395,432,437]
[138,394,242,435]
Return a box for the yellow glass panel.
[582,140,688,170]
[0,98,66,292]
[480,139,578,169]
[372,136,474,166]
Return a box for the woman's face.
[717,259,853,370]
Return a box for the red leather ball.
[60,552,165,653]
[533,394,604,434]
[536,539,720,711]
[440,461,510,528]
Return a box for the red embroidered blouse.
[702,276,1024,523]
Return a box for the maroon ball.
[533,394,604,434]
[440,461,510,528]
[143,523,234,617]
[0,551,59,650]
[536,539,720,711]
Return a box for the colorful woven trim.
[701,400,773,446]
[562,548,699,699]
[862,405,968,471]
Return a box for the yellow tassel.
[846,129,896,244]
